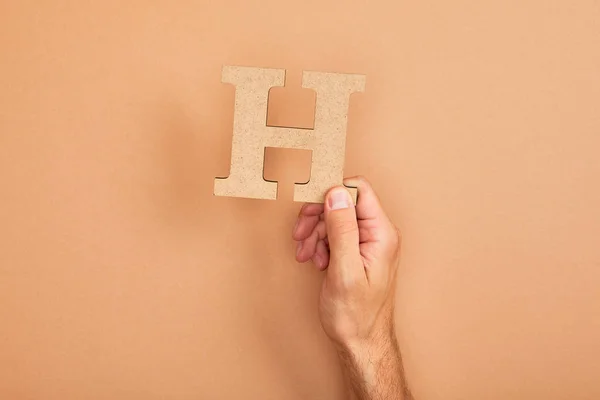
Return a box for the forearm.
[337,331,412,400]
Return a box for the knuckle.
[381,225,402,259]
[394,226,402,247]
[393,227,403,260]
[338,274,362,293]
[383,224,401,247]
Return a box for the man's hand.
[292,176,412,400]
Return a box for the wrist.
[344,316,397,354]
[329,317,410,399]
[335,333,402,399]
[335,324,399,372]
[340,334,397,365]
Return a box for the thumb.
[324,187,362,265]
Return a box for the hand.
[292,176,411,399]
[292,176,401,349]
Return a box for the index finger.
[299,203,324,217]
[343,176,387,223]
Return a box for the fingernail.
[329,188,351,210]
[296,241,303,257]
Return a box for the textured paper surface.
[214,66,365,203]
[1,1,600,400]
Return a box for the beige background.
[1,1,599,399]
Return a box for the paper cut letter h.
[214,66,366,203]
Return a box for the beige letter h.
[214,66,365,203]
